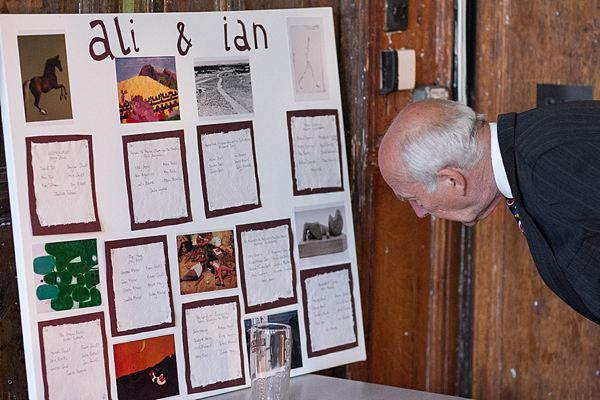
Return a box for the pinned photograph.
[114,335,179,400]
[18,34,72,122]
[33,239,100,313]
[177,230,237,294]
[287,18,329,101]
[116,56,180,123]
[295,203,349,269]
[195,57,254,118]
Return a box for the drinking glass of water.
[250,323,292,400]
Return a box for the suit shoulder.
[519,100,600,119]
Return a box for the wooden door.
[362,0,462,394]
[473,2,600,399]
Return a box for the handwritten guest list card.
[0,9,365,399]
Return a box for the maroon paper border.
[300,263,359,358]
[286,109,344,196]
[104,235,175,337]
[26,135,101,236]
[38,312,112,400]
[196,121,262,218]
[182,296,246,393]
[122,130,193,231]
[236,219,298,314]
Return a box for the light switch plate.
[396,49,415,91]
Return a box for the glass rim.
[251,322,291,332]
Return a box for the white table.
[211,374,469,399]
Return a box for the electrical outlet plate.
[380,49,415,94]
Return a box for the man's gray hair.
[402,99,485,192]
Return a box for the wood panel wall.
[0,1,463,399]
[473,1,600,399]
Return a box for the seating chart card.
[38,312,111,400]
[182,296,246,394]
[237,219,298,313]
[0,9,365,399]
[287,109,343,195]
[122,130,192,230]
[197,121,261,218]
[300,264,358,357]
[105,235,175,336]
[26,135,101,235]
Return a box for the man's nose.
[409,201,429,218]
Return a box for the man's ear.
[438,168,467,196]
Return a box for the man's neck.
[469,122,505,219]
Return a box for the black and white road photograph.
[194,58,254,118]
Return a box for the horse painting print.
[22,55,68,118]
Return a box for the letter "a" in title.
[89,17,139,61]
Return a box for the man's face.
[390,177,486,226]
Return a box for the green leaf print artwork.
[33,239,101,311]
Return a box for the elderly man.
[378,99,600,324]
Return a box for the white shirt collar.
[489,122,513,198]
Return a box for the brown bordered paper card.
[105,235,175,337]
[182,296,246,394]
[26,135,101,236]
[286,109,344,196]
[300,263,358,358]
[38,312,111,400]
[236,219,298,314]
[197,121,262,218]
[122,130,192,231]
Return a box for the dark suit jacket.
[498,100,600,324]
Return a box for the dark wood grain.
[0,224,24,400]
[473,1,600,399]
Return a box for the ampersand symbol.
[177,22,192,56]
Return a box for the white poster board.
[0,9,365,399]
